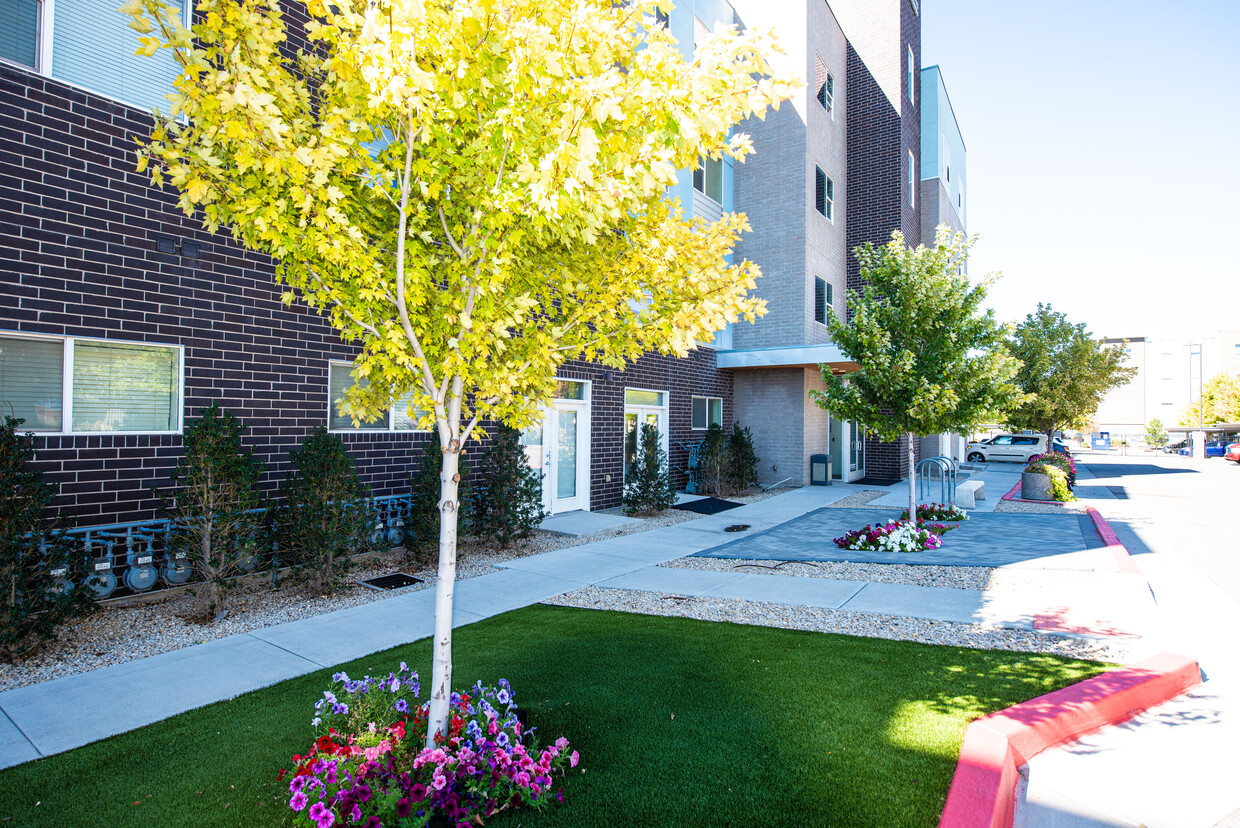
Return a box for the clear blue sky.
[922,0,1240,339]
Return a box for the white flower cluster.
[848,519,940,553]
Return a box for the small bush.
[0,417,94,663]
[473,426,546,548]
[726,424,759,493]
[155,405,266,620]
[276,427,374,595]
[404,430,472,566]
[622,422,677,514]
[696,423,729,496]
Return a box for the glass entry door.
[521,381,591,514]
[623,389,668,484]
[849,421,866,475]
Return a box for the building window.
[624,388,665,406]
[908,151,916,206]
[691,396,722,430]
[814,54,834,117]
[815,167,833,220]
[907,44,915,104]
[694,156,723,203]
[328,362,426,431]
[3,0,188,112]
[0,333,182,434]
[814,277,834,325]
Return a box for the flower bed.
[834,520,943,553]
[283,665,577,827]
[1028,452,1076,488]
[900,502,968,527]
[1024,460,1075,502]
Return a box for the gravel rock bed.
[661,556,993,591]
[993,499,1089,514]
[0,490,781,692]
[823,490,888,508]
[545,586,1128,662]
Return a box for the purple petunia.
[394,698,410,714]
[289,790,308,811]
[308,801,335,828]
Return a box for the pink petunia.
[569,751,580,768]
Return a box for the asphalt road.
[1077,450,1240,604]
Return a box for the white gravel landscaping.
[662,556,994,591]
[545,586,1130,662]
[0,490,781,692]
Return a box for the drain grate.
[724,524,751,533]
[360,572,424,591]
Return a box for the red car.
[1226,442,1240,464]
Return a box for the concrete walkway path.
[0,473,1149,773]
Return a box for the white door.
[521,380,591,515]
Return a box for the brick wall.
[0,61,731,526]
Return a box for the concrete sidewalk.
[0,474,1153,776]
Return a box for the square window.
[0,335,63,430]
[691,396,722,430]
[0,0,39,69]
[328,363,388,430]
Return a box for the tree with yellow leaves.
[125,0,798,743]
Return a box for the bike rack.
[916,456,958,506]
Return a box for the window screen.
[328,363,388,430]
[0,336,63,431]
[0,0,38,69]
[72,340,178,432]
[52,0,183,112]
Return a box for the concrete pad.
[705,574,866,608]
[496,547,649,584]
[674,493,707,504]
[0,711,40,768]
[839,581,987,625]
[407,568,581,618]
[586,533,702,564]
[538,510,640,537]
[250,594,454,666]
[595,567,744,596]
[0,634,320,759]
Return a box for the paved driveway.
[692,507,1110,568]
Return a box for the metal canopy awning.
[716,344,859,373]
[1166,423,1240,434]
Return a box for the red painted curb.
[1000,481,1022,501]
[999,481,1065,505]
[937,653,1202,828]
[1086,508,1143,575]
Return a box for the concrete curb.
[999,480,1066,506]
[1086,507,1144,575]
[938,652,1202,828]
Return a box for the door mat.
[853,476,901,487]
[360,573,424,591]
[673,497,744,515]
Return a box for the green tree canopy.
[1004,304,1136,443]
[810,228,1021,518]
[1178,372,1240,426]
[126,0,799,743]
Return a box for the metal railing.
[65,494,413,601]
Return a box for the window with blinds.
[0,0,38,69]
[0,336,63,431]
[51,0,183,112]
[691,396,722,430]
[72,340,178,432]
[0,334,180,433]
[328,363,388,430]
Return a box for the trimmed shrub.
[0,417,94,663]
[696,422,729,496]
[404,430,472,566]
[726,424,759,493]
[277,427,374,595]
[155,405,265,620]
[623,422,677,514]
[473,426,546,548]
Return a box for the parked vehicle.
[966,433,1048,463]
[1225,443,1240,464]
[1052,438,1072,455]
[1178,440,1230,458]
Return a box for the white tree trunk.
[426,445,461,748]
[907,432,917,523]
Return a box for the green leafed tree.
[127,0,798,743]
[1144,417,1168,448]
[1004,304,1137,447]
[809,228,1022,520]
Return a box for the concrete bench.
[954,479,985,510]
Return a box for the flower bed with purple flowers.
[282,665,577,827]
[833,519,944,552]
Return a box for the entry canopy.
[717,344,859,374]
[1166,423,1240,434]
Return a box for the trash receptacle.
[810,454,831,486]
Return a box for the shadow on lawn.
[0,605,1107,828]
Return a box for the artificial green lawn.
[0,605,1110,827]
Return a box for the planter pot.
[1021,471,1054,501]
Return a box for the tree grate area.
[360,573,424,591]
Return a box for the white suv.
[966,433,1048,463]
